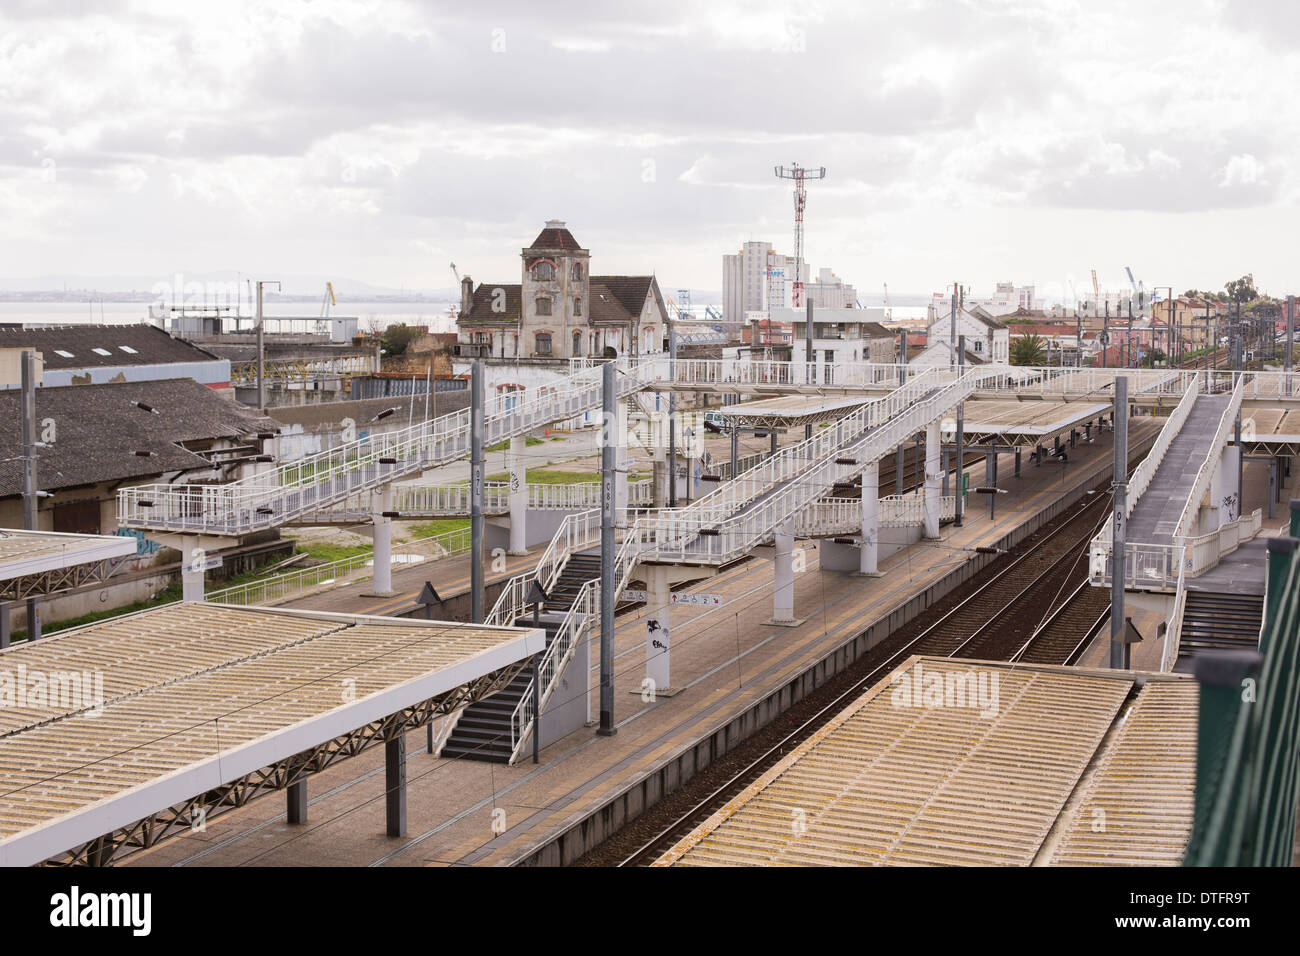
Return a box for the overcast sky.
[1,0,1297,300]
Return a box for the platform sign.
[621,589,647,602]
[670,592,724,607]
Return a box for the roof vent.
[54,349,74,358]
[92,347,111,356]
[545,219,566,228]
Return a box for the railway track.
[610,482,1120,867]
[1011,580,1110,665]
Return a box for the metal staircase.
[470,366,1003,763]
[1173,589,1264,673]
[117,358,667,537]
[440,553,601,762]
[633,366,999,565]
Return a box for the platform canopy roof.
[656,657,1197,867]
[0,602,544,866]
[0,529,136,602]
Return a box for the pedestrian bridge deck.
[1126,393,1232,546]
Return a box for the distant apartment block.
[722,241,805,321]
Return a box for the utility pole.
[1109,375,1128,669]
[20,350,41,641]
[470,363,484,622]
[1287,295,1294,396]
[805,298,815,437]
[668,327,677,507]
[896,331,907,496]
[1102,303,1109,369]
[950,285,958,372]
[255,280,281,410]
[954,335,965,527]
[598,361,617,737]
[1075,306,1082,369]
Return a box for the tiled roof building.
[456,221,669,360]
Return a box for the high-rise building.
[722,241,805,320]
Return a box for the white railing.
[1162,559,1189,672]
[708,450,768,482]
[119,356,668,535]
[1173,376,1244,540]
[484,509,604,627]
[666,368,943,528]
[792,493,959,537]
[628,367,1000,565]
[1091,509,1265,592]
[507,578,597,763]
[204,525,471,606]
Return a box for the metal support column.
[370,486,394,597]
[730,423,738,479]
[598,362,617,736]
[1109,376,1129,669]
[985,446,997,520]
[772,519,796,624]
[924,420,940,539]
[287,778,307,825]
[508,434,527,554]
[861,461,879,575]
[385,731,406,838]
[470,362,484,622]
[896,332,907,496]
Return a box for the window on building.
[573,296,582,316]
[572,330,581,355]
[532,261,554,281]
[572,263,583,280]
[974,339,985,353]
[535,296,552,316]
[535,332,552,355]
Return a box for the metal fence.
[1183,505,1300,865]
[205,526,471,606]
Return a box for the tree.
[1142,348,1167,369]
[380,322,423,356]
[1225,276,1257,304]
[1009,333,1046,366]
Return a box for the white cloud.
[0,0,1297,294]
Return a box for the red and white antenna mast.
[774,162,826,309]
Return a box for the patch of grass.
[484,467,598,484]
[12,580,184,641]
[486,436,545,452]
[550,436,565,442]
[292,541,374,563]
[409,518,471,539]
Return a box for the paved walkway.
[1127,394,1231,544]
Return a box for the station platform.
[654,658,1197,867]
[122,416,1162,867]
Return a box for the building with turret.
[455,221,670,361]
